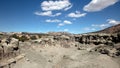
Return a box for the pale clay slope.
[12,45,120,68]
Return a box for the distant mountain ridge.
[95,24,120,34]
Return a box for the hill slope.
[95,24,120,34]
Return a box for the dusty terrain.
[0,31,120,68]
[11,42,120,68]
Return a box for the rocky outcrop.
[33,35,75,48]
[0,31,120,63]
[0,38,21,68]
[74,33,120,45]
[73,33,120,57]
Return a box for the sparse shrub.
[75,45,77,47]
[77,48,81,50]
[11,34,29,42]
[34,41,38,43]
[30,36,37,40]
[38,35,42,38]
[48,60,52,62]
[19,36,29,42]
[11,34,19,39]
[0,34,3,35]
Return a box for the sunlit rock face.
[0,38,20,62]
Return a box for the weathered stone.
[0,38,20,62]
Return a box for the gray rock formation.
[74,33,119,45]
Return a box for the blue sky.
[0,0,120,34]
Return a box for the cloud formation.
[46,19,61,23]
[107,19,120,25]
[58,23,64,26]
[58,20,72,27]
[91,24,109,29]
[68,11,86,18]
[83,0,119,12]
[35,0,72,17]
[63,20,72,24]
[41,0,72,11]
[91,19,120,30]
[34,11,52,16]
[34,11,61,17]
[84,27,96,31]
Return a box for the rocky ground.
[0,33,120,68]
[12,44,120,68]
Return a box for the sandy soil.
[12,44,120,68]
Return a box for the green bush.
[30,36,37,40]
[19,36,29,42]
[11,34,19,39]
[11,34,29,42]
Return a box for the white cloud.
[92,24,109,29]
[46,19,61,23]
[87,19,120,32]
[58,20,72,27]
[35,0,71,17]
[84,27,96,31]
[91,19,120,29]
[100,24,108,28]
[107,19,120,25]
[41,0,72,11]
[63,20,72,24]
[34,11,61,17]
[68,11,86,18]
[58,23,65,26]
[55,13,62,16]
[83,0,119,12]
[64,29,69,31]
[34,11,52,16]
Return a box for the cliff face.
[95,24,120,34]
